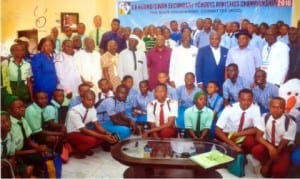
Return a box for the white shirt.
[216,102,261,133]
[256,114,297,146]
[118,48,148,90]
[74,49,102,93]
[54,52,82,95]
[261,41,289,85]
[137,39,146,52]
[210,46,221,65]
[147,98,178,127]
[169,45,198,87]
[165,39,177,49]
[66,104,98,133]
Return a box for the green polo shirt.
[1,133,16,157]
[10,115,32,151]
[8,59,32,81]
[25,103,52,134]
[143,36,156,51]
[44,100,61,123]
[184,105,214,131]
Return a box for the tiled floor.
[62,137,261,178]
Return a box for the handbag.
[227,153,245,177]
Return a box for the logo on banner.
[119,2,131,15]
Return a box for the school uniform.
[125,88,138,121]
[253,83,279,114]
[251,114,297,177]
[10,116,44,175]
[66,103,104,153]
[184,105,214,139]
[216,102,261,153]
[7,58,32,102]
[222,76,251,103]
[176,85,201,129]
[132,91,154,123]
[147,98,178,138]
[25,103,53,143]
[1,133,16,158]
[10,116,32,151]
[167,84,178,101]
[207,93,224,138]
[96,98,131,140]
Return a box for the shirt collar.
[192,105,207,112]
[50,99,61,108]
[9,115,22,124]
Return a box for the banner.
[117,0,293,28]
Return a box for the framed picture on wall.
[61,12,79,32]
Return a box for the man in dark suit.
[196,32,228,91]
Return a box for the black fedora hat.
[235,29,252,39]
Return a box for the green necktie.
[18,122,27,139]
[196,111,202,137]
[17,64,21,86]
[96,28,99,46]
[1,140,8,159]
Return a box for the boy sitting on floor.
[66,90,118,159]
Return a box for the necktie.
[132,50,137,70]
[82,109,88,123]
[1,140,8,158]
[238,112,245,132]
[96,28,99,46]
[196,111,202,137]
[1,66,3,87]
[271,120,276,145]
[17,64,22,86]
[18,122,27,139]
[41,111,45,122]
[159,104,164,125]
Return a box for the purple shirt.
[99,31,126,53]
[147,47,172,90]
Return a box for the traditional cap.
[129,34,139,41]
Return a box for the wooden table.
[111,138,236,178]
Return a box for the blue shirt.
[125,88,138,110]
[96,98,125,122]
[167,84,178,100]
[226,46,262,84]
[68,96,81,110]
[176,85,201,107]
[194,30,213,48]
[133,91,154,113]
[223,76,251,102]
[207,93,224,113]
[253,83,279,113]
[31,52,58,99]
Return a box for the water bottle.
[211,144,216,151]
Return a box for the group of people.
[1,15,300,178]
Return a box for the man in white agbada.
[74,37,102,93]
[54,40,81,96]
[118,34,148,90]
[261,28,289,86]
[169,34,198,87]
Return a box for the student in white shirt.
[66,90,117,159]
[251,97,296,177]
[216,88,261,153]
[144,84,178,138]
